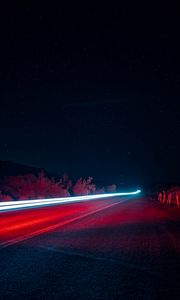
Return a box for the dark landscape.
[1,2,180,299]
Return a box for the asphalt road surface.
[0,196,180,299]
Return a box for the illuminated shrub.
[1,171,117,201]
[158,186,180,207]
[73,177,96,195]
[96,187,105,194]
[107,184,116,193]
[0,192,13,201]
[2,171,69,200]
[59,173,73,190]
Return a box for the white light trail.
[0,189,141,212]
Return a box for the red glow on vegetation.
[0,172,116,201]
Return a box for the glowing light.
[0,190,141,212]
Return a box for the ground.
[0,197,179,299]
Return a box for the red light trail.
[0,192,141,248]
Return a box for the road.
[0,196,180,299]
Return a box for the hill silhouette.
[0,160,59,180]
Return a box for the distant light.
[0,189,141,212]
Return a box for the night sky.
[0,2,180,185]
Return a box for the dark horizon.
[0,3,180,185]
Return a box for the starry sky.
[0,2,180,185]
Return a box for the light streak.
[0,189,141,212]
[0,198,129,248]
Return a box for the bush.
[106,184,116,193]
[158,186,180,207]
[0,191,13,202]
[73,177,96,196]
[96,187,105,194]
[1,171,117,201]
[2,171,69,200]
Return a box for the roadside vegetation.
[157,186,180,207]
[0,171,116,201]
